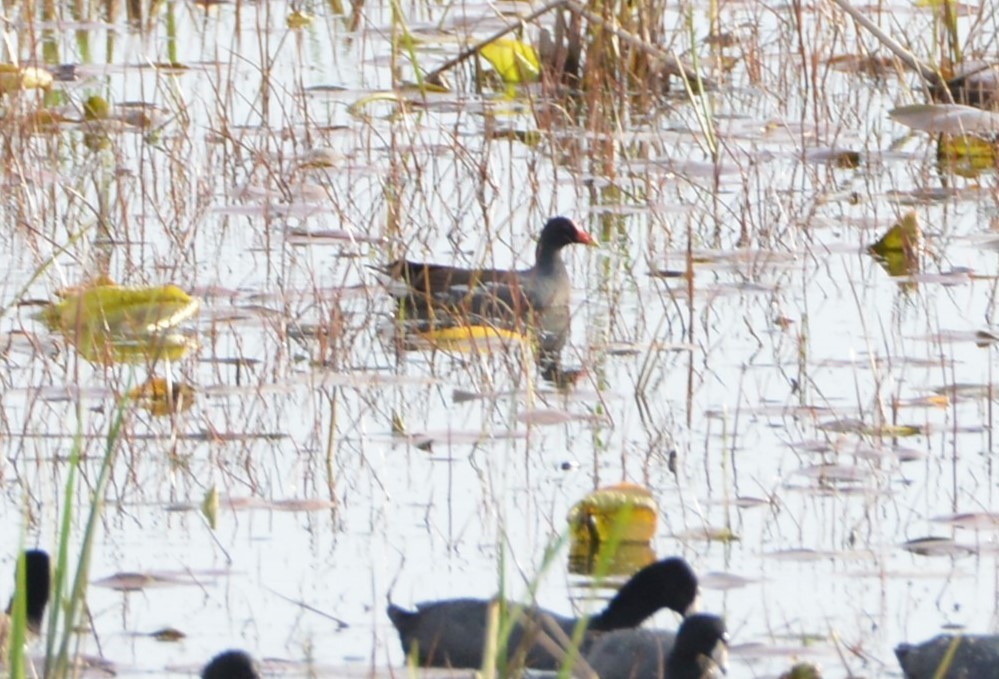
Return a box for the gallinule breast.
[584,614,728,679]
[0,550,51,663]
[386,556,697,670]
[202,650,260,679]
[896,632,999,679]
[381,216,594,324]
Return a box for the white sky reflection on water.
[0,0,998,678]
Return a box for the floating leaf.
[129,377,196,416]
[779,662,823,679]
[39,280,200,364]
[930,512,999,530]
[202,486,219,529]
[870,211,922,257]
[890,103,999,134]
[568,540,656,577]
[43,281,199,336]
[900,536,976,557]
[937,134,997,178]
[150,627,186,642]
[479,38,541,84]
[408,324,528,353]
[0,64,53,93]
[567,484,659,545]
[286,10,313,28]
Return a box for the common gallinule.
[380,216,594,324]
[202,650,260,679]
[0,550,51,663]
[895,632,999,679]
[386,556,697,670]
[584,614,729,679]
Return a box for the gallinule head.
[0,550,51,663]
[202,650,260,679]
[380,216,594,324]
[895,632,999,679]
[387,556,697,670]
[584,614,729,679]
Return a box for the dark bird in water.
[201,650,260,679]
[0,549,51,664]
[387,557,698,670]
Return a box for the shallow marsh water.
[1,0,999,677]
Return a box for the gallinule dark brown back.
[386,556,697,670]
[381,216,594,323]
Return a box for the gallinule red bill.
[0,550,51,663]
[584,614,729,679]
[386,556,697,670]
[381,216,594,324]
[896,632,999,679]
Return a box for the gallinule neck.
[896,632,999,679]
[381,216,594,322]
[387,556,697,670]
[0,550,51,663]
[202,650,260,679]
[584,614,729,679]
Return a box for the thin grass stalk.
[46,384,133,679]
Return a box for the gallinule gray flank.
[381,216,594,323]
[387,556,697,670]
[584,614,729,679]
[896,631,999,679]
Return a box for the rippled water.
[1,0,998,677]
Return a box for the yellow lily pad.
[869,211,922,279]
[129,377,196,416]
[286,10,313,28]
[937,134,997,178]
[45,282,199,336]
[567,483,658,545]
[0,64,53,93]
[411,325,528,352]
[870,212,922,256]
[40,281,200,364]
[480,38,541,84]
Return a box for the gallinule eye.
[202,650,260,679]
[584,614,729,679]
[0,550,51,663]
[896,632,999,679]
[380,216,594,323]
[386,556,697,670]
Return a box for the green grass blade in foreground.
[556,504,637,679]
[44,384,132,679]
[8,549,31,679]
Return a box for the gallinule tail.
[386,556,697,670]
[380,216,594,324]
[584,614,729,679]
[0,550,51,663]
[896,632,999,679]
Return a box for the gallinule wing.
[386,556,697,670]
[380,216,594,324]
[584,614,729,679]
